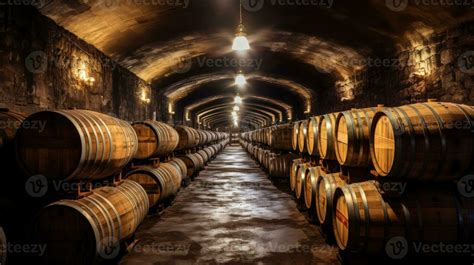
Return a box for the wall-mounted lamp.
[78,68,95,86]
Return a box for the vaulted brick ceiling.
[38,0,473,128]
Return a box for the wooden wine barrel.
[32,180,148,265]
[126,164,181,206]
[307,116,320,156]
[197,150,209,164]
[315,172,345,226]
[333,181,474,254]
[290,159,304,192]
[298,120,309,154]
[318,113,338,160]
[178,154,204,177]
[291,121,301,151]
[0,109,26,149]
[335,108,381,167]
[269,124,293,151]
[295,163,309,201]
[370,101,474,181]
[175,126,199,150]
[0,226,6,265]
[132,120,179,160]
[16,110,138,181]
[203,147,214,160]
[269,153,299,178]
[169,157,188,180]
[303,166,325,212]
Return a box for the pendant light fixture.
[234,70,247,87]
[232,0,250,51]
[234,94,243,105]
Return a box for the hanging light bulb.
[234,94,243,105]
[234,72,247,87]
[232,0,250,51]
[233,105,240,112]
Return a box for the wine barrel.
[315,172,345,226]
[333,181,474,254]
[169,157,188,180]
[307,116,320,156]
[0,226,6,265]
[178,154,204,177]
[298,120,309,154]
[16,110,138,181]
[126,164,181,207]
[335,108,381,167]
[370,101,474,181]
[292,121,301,151]
[175,126,199,150]
[318,113,338,160]
[132,121,179,160]
[303,166,325,212]
[269,124,293,151]
[269,153,299,178]
[0,109,26,149]
[290,159,304,192]
[295,163,309,201]
[203,147,214,160]
[32,180,148,265]
[197,150,209,164]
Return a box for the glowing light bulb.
[234,95,242,105]
[235,74,247,87]
[233,105,240,112]
[232,35,250,51]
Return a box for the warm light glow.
[140,90,151,104]
[234,95,243,105]
[232,111,238,117]
[235,73,247,86]
[234,121,238,126]
[232,35,250,51]
[233,105,240,112]
[168,103,175,114]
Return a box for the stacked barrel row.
[242,101,474,259]
[4,109,229,265]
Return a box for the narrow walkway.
[119,145,340,265]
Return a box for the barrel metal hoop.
[58,111,88,181]
[421,102,447,180]
[86,193,121,244]
[87,111,114,175]
[357,184,371,251]
[393,107,416,179]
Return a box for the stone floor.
[119,145,340,265]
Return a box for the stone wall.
[0,7,155,121]
[328,21,474,113]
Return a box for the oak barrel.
[32,180,148,265]
[132,120,179,160]
[333,181,474,253]
[169,157,188,180]
[175,126,199,150]
[303,166,323,212]
[298,120,309,154]
[370,102,474,181]
[291,121,301,151]
[15,110,138,181]
[315,172,345,226]
[335,108,379,167]
[290,159,304,192]
[318,113,338,160]
[307,116,320,156]
[269,124,293,151]
[295,163,309,201]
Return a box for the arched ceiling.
[38,0,474,129]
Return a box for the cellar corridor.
[119,145,339,265]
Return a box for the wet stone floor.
[119,145,340,265]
